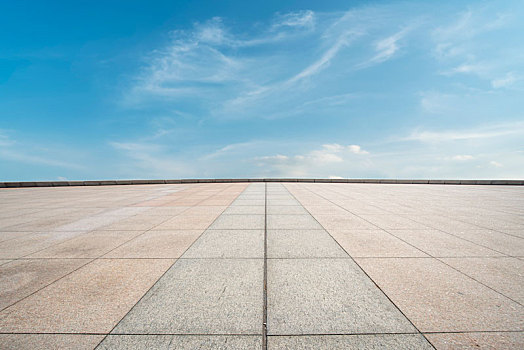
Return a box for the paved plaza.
[0,182,523,349]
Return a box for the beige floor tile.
[330,229,428,257]
[0,259,174,333]
[0,259,89,310]
[425,331,524,350]
[0,334,105,350]
[441,257,524,304]
[182,206,226,216]
[359,215,432,229]
[0,232,83,259]
[100,215,171,230]
[0,231,35,243]
[313,214,377,230]
[154,214,218,230]
[104,230,202,258]
[453,230,524,256]
[140,207,189,216]
[356,258,524,332]
[390,230,502,257]
[28,231,142,258]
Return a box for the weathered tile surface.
[267,258,416,334]
[0,182,523,349]
[112,259,263,334]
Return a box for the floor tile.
[98,335,262,349]
[390,230,502,257]
[0,259,89,310]
[104,230,202,258]
[356,258,524,332]
[267,258,416,335]
[425,331,524,350]
[266,206,308,215]
[183,229,264,258]
[267,334,433,349]
[208,215,265,230]
[0,232,84,259]
[222,206,265,214]
[148,215,217,230]
[27,230,142,258]
[0,334,104,350]
[311,215,377,230]
[453,230,524,256]
[329,229,428,257]
[359,215,432,229]
[112,259,263,334]
[267,215,322,230]
[0,259,174,333]
[267,229,346,258]
[441,257,524,304]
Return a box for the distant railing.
[1,178,523,188]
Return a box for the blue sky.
[1,0,523,180]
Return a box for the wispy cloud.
[125,6,426,120]
[254,143,371,177]
[272,10,315,30]
[288,30,360,83]
[401,121,524,143]
[0,130,84,171]
[432,5,522,90]
[357,27,411,68]
[110,141,194,177]
[491,72,518,88]
[451,155,474,161]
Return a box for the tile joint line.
[262,182,268,350]
[283,183,439,350]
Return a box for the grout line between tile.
[283,183,438,350]
[91,183,250,349]
[300,184,524,307]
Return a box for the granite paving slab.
[267,229,346,258]
[356,257,524,332]
[0,334,105,350]
[267,258,416,335]
[183,229,264,258]
[112,258,263,334]
[267,334,433,349]
[0,259,174,333]
[97,335,262,349]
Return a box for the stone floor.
[0,182,523,349]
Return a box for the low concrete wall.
[1,178,523,188]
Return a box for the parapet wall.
[1,178,523,188]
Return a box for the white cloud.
[254,143,370,177]
[491,72,517,88]
[403,122,524,143]
[419,91,456,114]
[360,27,411,67]
[432,6,520,89]
[490,160,503,167]
[347,144,369,155]
[289,29,359,83]
[452,155,474,161]
[110,141,194,177]
[0,130,84,171]
[442,63,488,76]
[373,34,401,61]
[0,129,14,147]
[257,154,289,162]
[273,10,315,29]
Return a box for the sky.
[1,0,523,181]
